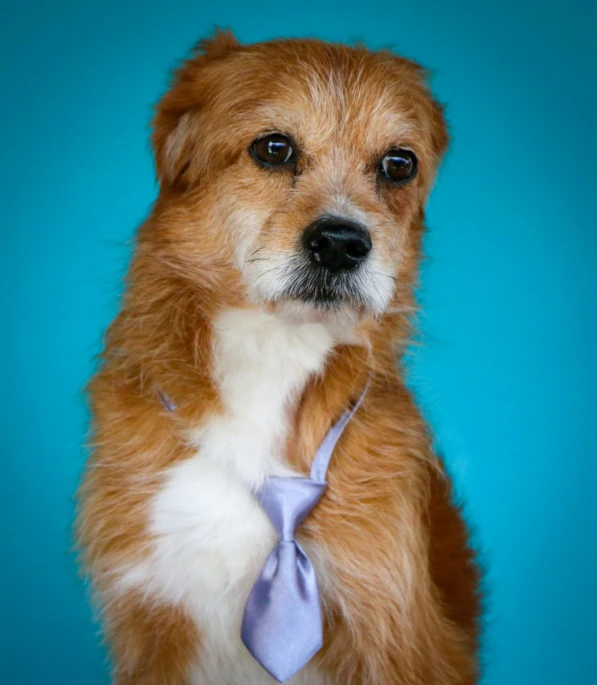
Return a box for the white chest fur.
[117,308,338,685]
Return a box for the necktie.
[241,382,369,682]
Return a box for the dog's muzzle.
[275,216,373,309]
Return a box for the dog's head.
[152,31,447,326]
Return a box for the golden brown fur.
[77,30,481,684]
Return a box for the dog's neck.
[186,307,350,487]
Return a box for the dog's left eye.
[250,134,295,167]
[379,149,418,184]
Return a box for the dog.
[77,30,481,685]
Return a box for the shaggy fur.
[77,30,481,685]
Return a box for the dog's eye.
[250,134,295,167]
[379,149,418,184]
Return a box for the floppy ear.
[427,97,449,161]
[151,29,241,189]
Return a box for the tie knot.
[256,476,326,541]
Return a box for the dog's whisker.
[369,268,398,283]
[253,266,280,284]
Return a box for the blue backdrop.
[2,1,596,683]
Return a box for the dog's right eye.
[250,134,295,168]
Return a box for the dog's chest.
[120,309,337,684]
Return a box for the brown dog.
[77,30,481,685]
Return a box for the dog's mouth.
[246,248,395,320]
[278,255,375,311]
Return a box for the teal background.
[2,0,596,683]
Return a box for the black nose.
[302,218,372,272]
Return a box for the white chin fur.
[271,299,367,331]
[243,255,395,323]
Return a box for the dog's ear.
[426,97,449,162]
[152,29,241,189]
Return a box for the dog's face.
[152,33,447,325]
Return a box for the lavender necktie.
[241,382,369,682]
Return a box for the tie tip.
[254,640,324,683]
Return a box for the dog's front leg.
[104,591,198,685]
[304,399,480,685]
